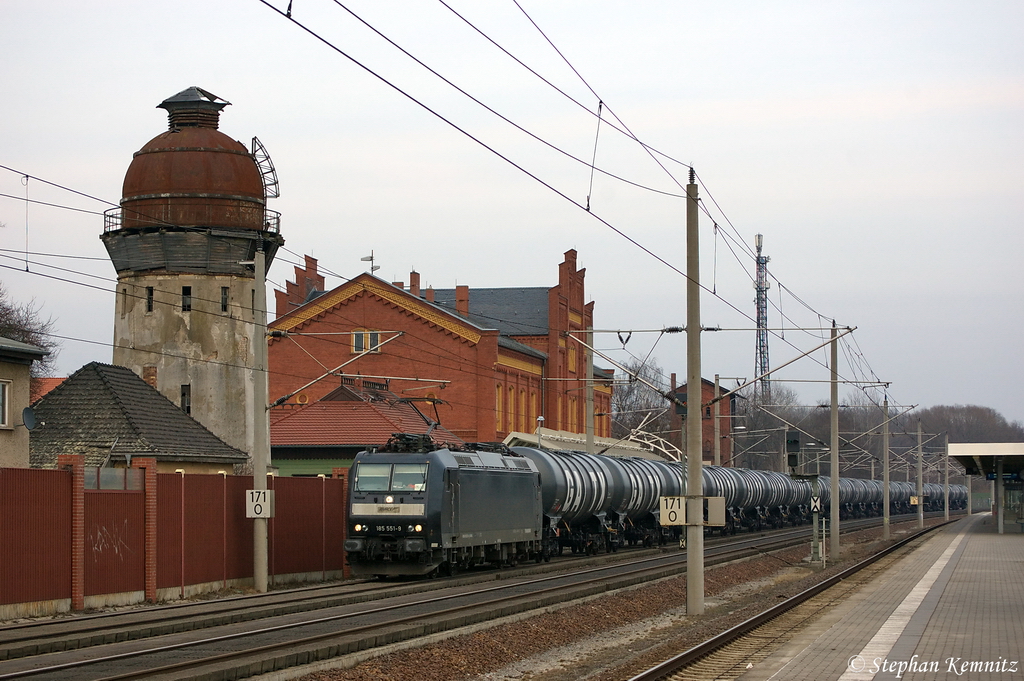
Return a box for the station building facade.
[268,250,612,443]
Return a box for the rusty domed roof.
[118,87,265,232]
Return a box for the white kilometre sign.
[660,496,685,526]
[246,489,276,518]
[659,496,727,526]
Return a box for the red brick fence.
[0,457,349,619]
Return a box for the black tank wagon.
[344,435,968,578]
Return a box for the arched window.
[496,384,503,432]
[518,390,526,432]
[508,385,516,434]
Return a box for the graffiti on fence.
[88,520,134,563]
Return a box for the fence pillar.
[132,458,159,603]
[332,468,351,579]
[57,454,85,611]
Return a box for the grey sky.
[2,1,1022,423]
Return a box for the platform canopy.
[949,442,1024,478]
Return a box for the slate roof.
[430,287,550,336]
[497,335,547,360]
[271,393,460,448]
[30,362,248,468]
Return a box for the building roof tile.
[30,362,248,467]
[271,396,459,448]
[431,287,550,336]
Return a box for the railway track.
[0,512,949,681]
[625,517,957,681]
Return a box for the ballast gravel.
[300,521,939,681]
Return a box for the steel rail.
[625,519,959,681]
[3,546,745,680]
[3,524,861,681]
[0,511,951,673]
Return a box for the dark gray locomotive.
[344,436,967,577]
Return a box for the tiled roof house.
[30,362,248,472]
[270,384,461,475]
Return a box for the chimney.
[425,286,435,303]
[392,281,404,290]
[456,285,470,316]
[410,271,421,297]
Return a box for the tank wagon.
[344,435,968,578]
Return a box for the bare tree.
[913,404,1024,443]
[732,383,803,470]
[610,357,672,439]
[0,281,60,376]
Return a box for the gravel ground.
[299,520,941,681]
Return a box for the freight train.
[343,434,968,577]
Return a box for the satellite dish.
[22,407,36,431]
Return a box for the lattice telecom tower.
[754,234,771,399]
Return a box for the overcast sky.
[2,1,1022,425]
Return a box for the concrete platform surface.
[736,513,1024,681]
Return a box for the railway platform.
[736,513,1023,681]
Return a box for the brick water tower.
[101,87,284,455]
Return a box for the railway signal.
[786,430,801,470]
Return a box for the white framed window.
[352,330,381,354]
[0,381,10,428]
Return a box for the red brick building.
[669,377,739,466]
[268,250,611,443]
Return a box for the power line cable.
[323,0,686,200]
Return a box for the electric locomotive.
[344,435,544,577]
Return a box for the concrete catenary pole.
[685,168,704,616]
[253,248,270,592]
[713,374,721,467]
[882,397,890,541]
[829,321,840,561]
[943,433,950,522]
[585,326,595,455]
[916,419,924,530]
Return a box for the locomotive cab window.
[353,463,392,492]
[392,464,428,491]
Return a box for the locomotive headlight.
[385,495,394,504]
[354,524,363,532]
[415,524,423,533]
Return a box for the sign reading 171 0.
[660,496,685,526]
[246,489,275,518]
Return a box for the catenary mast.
[754,234,771,399]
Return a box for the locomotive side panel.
[452,467,542,547]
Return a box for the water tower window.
[146,287,154,313]
[180,384,191,415]
[221,287,229,313]
[181,286,192,312]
